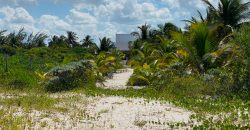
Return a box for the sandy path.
[84,96,193,130]
[0,69,194,129]
[0,93,194,130]
[96,68,134,89]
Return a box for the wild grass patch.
[0,95,57,111]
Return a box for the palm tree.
[26,32,47,48]
[48,35,69,48]
[6,28,27,48]
[81,35,95,48]
[158,22,181,39]
[66,31,79,47]
[98,37,115,53]
[0,30,6,45]
[202,0,250,28]
[131,23,151,40]
[172,22,221,73]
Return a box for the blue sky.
[0,0,249,42]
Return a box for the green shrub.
[45,60,95,92]
[205,68,235,95]
[95,51,123,77]
[0,53,39,89]
[62,54,79,64]
[149,68,219,97]
[163,75,217,98]
[0,45,16,56]
[127,75,150,86]
[234,23,250,95]
[8,80,27,90]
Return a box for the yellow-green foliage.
[127,75,150,86]
[95,51,124,77]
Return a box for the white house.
[115,34,136,51]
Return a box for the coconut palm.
[6,28,27,48]
[26,32,47,48]
[202,0,250,28]
[66,31,79,47]
[128,36,180,69]
[81,35,96,48]
[157,22,181,39]
[98,37,115,53]
[48,35,69,48]
[131,23,151,40]
[172,22,219,73]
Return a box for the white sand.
[96,68,135,89]
[85,96,193,130]
[0,94,193,130]
[0,69,194,129]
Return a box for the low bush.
[8,80,28,90]
[45,60,95,92]
[95,51,124,78]
[127,75,150,86]
[0,45,16,56]
[0,54,39,90]
[150,69,220,98]
[165,75,217,97]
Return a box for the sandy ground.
[96,68,135,89]
[0,93,193,130]
[0,69,194,129]
[84,96,193,130]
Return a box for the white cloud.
[93,0,172,25]
[0,0,179,41]
[3,0,250,43]
[0,6,35,23]
[66,9,97,24]
[0,6,37,33]
[0,0,37,6]
[0,0,206,42]
[161,0,180,8]
[39,15,70,32]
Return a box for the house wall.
[115,34,136,51]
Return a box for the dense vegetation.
[128,0,250,100]
[0,0,250,128]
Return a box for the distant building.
[115,34,136,51]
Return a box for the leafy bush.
[8,79,28,90]
[95,51,124,78]
[127,75,150,86]
[45,60,95,92]
[0,53,39,89]
[205,68,235,95]
[163,75,217,98]
[0,45,16,56]
[150,69,219,97]
[234,23,250,94]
